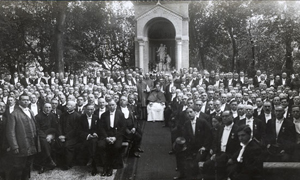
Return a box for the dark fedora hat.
[173,137,187,153]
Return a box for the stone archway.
[134,1,190,72]
[147,18,176,71]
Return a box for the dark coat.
[77,114,98,142]
[230,140,263,179]
[237,118,265,143]
[6,106,41,157]
[212,124,240,157]
[265,118,296,154]
[97,109,126,141]
[34,78,47,85]
[59,111,81,145]
[35,112,59,139]
[182,118,213,152]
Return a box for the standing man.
[0,102,7,179]
[6,93,40,180]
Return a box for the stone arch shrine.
[134,1,190,72]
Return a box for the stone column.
[138,41,145,69]
[176,40,182,71]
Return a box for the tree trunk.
[53,1,68,73]
[228,27,236,72]
[285,33,293,75]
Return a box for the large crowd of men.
[0,67,300,180]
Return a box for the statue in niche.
[165,54,171,71]
[156,44,166,71]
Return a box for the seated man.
[77,104,98,176]
[35,103,58,173]
[98,100,126,177]
[147,83,166,122]
[227,125,263,180]
[57,101,81,170]
[118,96,143,158]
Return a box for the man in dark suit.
[29,94,42,117]
[124,73,136,86]
[258,101,274,128]
[174,106,212,179]
[66,74,76,87]
[97,100,126,177]
[253,70,262,88]
[10,72,20,86]
[227,125,263,180]
[237,105,265,143]
[57,101,81,170]
[75,96,85,115]
[119,96,143,158]
[94,98,107,120]
[280,72,291,87]
[20,72,33,88]
[183,106,212,158]
[0,102,7,179]
[265,105,296,162]
[203,110,240,180]
[101,71,113,87]
[194,99,211,126]
[48,71,56,86]
[253,97,264,118]
[34,72,47,85]
[51,98,62,123]
[35,103,58,173]
[77,105,99,175]
[6,93,41,180]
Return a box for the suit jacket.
[97,109,126,141]
[213,124,240,157]
[0,114,8,155]
[257,112,275,128]
[265,118,296,153]
[20,77,33,88]
[47,77,56,86]
[35,112,58,139]
[253,108,264,118]
[198,112,212,126]
[66,78,76,87]
[29,103,42,115]
[182,118,213,152]
[6,106,41,157]
[101,77,112,86]
[231,140,263,178]
[279,78,291,87]
[34,78,47,85]
[117,106,140,139]
[237,118,265,143]
[10,77,19,85]
[253,76,261,87]
[78,114,98,141]
[59,111,81,143]
[94,107,107,120]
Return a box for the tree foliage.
[189,1,300,76]
[0,1,135,74]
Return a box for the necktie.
[237,144,246,162]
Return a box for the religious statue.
[156,44,166,71]
[165,54,171,71]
